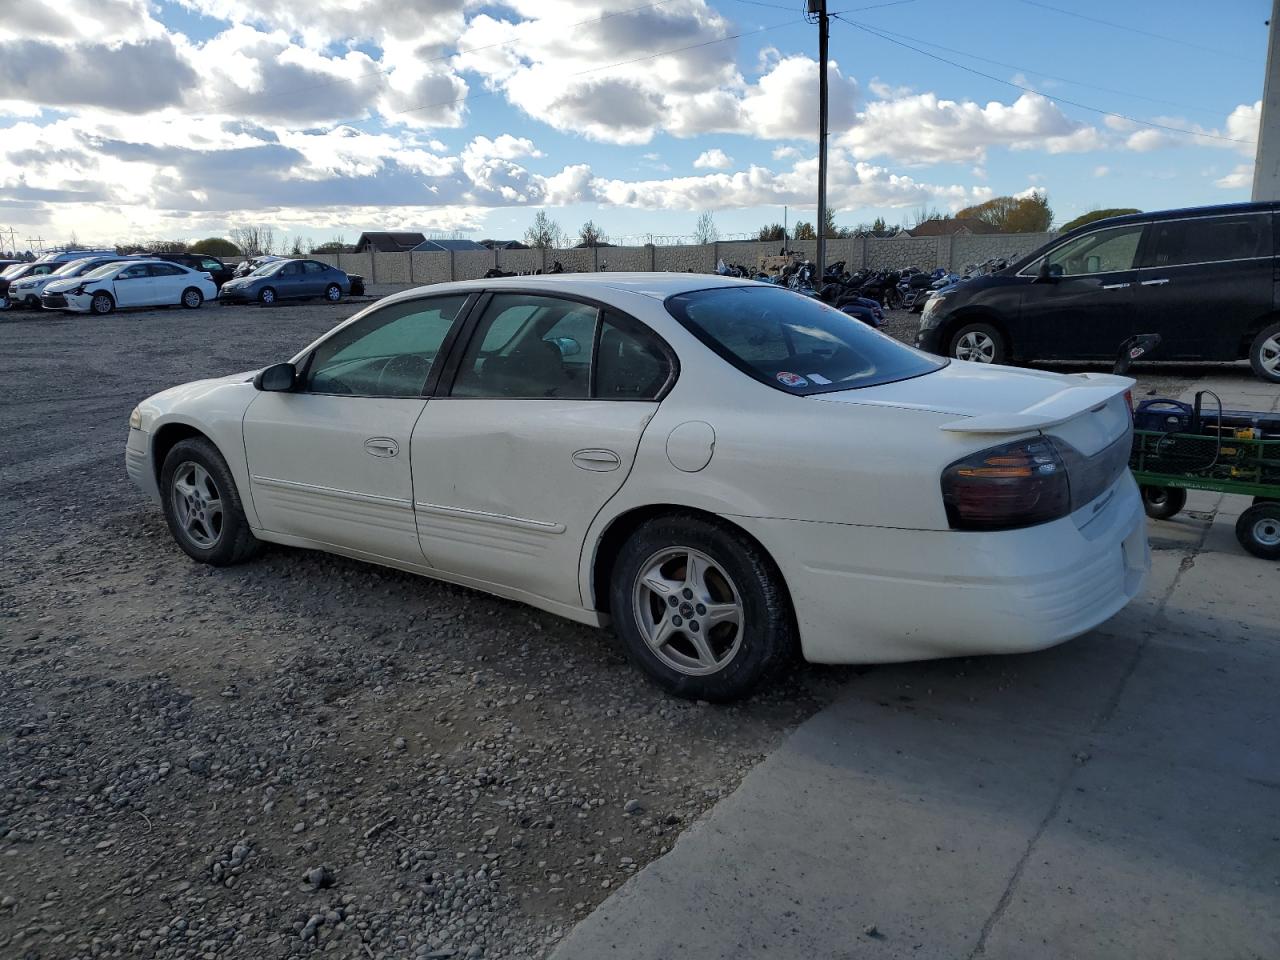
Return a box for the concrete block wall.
[453,250,496,281]
[336,252,374,279]
[952,232,1050,269]
[411,251,452,284]
[495,248,544,273]
[550,248,596,273]
[654,244,715,273]
[373,251,411,284]
[865,237,939,270]
[603,246,653,272]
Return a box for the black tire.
[0,293,9,311]
[609,513,796,702]
[1248,321,1280,383]
[948,322,1007,364]
[181,287,203,309]
[1142,485,1187,520]
[1235,502,1280,560]
[90,291,115,315]
[324,283,342,303]
[258,287,277,306]
[160,437,262,566]
[1253,496,1280,506]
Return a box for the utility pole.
[1254,0,1280,200]
[807,0,829,274]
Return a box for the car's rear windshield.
[665,284,945,395]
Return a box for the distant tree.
[823,207,842,238]
[189,237,240,257]
[287,235,310,256]
[909,206,949,228]
[757,223,785,242]
[694,211,719,245]
[792,221,816,241]
[115,243,146,255]
[143,240,189,254]
[311,237,350,254]
[955,193,1053,233]
[230,225,276,257]
[1057,208,1141,233]
[66,231,83,251]
[577,220,609,247]
[523,210,565,249]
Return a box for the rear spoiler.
[940,373,1133,434]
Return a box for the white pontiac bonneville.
[126,274,1150,700]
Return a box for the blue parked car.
[219,258,352,305]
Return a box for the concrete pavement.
[553,374,1280,960]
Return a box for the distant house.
[353,232,427,253]
[907,218,996,238]
[411,238,490,253]
[481,239,530,250]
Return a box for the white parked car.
[125,274,1150,700]
[64,260,218,314]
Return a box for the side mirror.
[1033,260,1062,284]
[253,362,296,392]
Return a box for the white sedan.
[125,274,1150,700]
[64,260,218,314]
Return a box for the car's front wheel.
[181,287,204,309]
[1249,321,1280,383]
[610,514,796,701]
[258,287,276,305]
[949,322,1006,364]
[160,438,262,566]
[324,283,342,302]
[91,292,115,315]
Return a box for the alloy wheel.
[955,330,996,363]
[632,547,744,676]
[183,289,201,308]
[1260,334,1280,376]
[92,294,112,314]
[171,461,224,549]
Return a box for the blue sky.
[0,0,1267,249]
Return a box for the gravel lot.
[0,293,844,960]
[0,289,1256,959]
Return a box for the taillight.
[942,437,1070,530]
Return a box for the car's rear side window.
[666,285,944,395]
[1146,214,1272,267]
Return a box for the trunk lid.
[814,360,1134,456]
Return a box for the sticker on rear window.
[776,371,808,388]
[807,373,832,384]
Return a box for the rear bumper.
[734,473,1150,664]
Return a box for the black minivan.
[916,202,1280,382]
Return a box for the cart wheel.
[1142,485,1186,520]
[1236,503,1280,560]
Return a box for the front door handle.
[1101,282,1130,290]
[572,448,621,472]
[365,437,399,458]
[1140,278,1170,286]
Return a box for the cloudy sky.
[0,0,1267,249]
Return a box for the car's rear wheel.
[91,292,115,315]
[1236,502,1280,559]
[258,287,276,305]
[0,293,8,311]
[160,438,262,566]
[610,514,795,701]
[1141,485,1186,520]
[1248,321,1280,383]
[948,322,1006,364]
[181,287,203,309]
[324,283,342,302]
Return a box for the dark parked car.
[218,258,352,305]
[153,252,234,288]
[916,202,1280,382]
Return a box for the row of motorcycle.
[715,254,1014,328]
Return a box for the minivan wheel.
[610,514,796,702]
[1248,321,1280,383]
[949,322,1006,364]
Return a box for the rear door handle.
[572,448,621,472]
[1140,278,1170,286]
[1101,282,1130,290]
[365,437,399,458]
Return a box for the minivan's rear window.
[666,284,945,394]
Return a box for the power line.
[854,24,1229,119]
[218,0,684,112]
[833,15,1256,145]
[1014,0,1236,59]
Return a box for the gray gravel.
[0,296,848,959]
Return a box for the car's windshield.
[2,264,26,278]
[666,284,945,394]
[81,264,121,280]
[53,259,99,276]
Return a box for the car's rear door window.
[1145,213,1272,267]
[666,285,944,394]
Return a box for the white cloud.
[1093,165,1110,177]
[1216,163,1253,189]
[693,148,733,169]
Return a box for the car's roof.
[411,271,761,301]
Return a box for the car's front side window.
[1043,224,1145,276]
[302,295,469,398]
